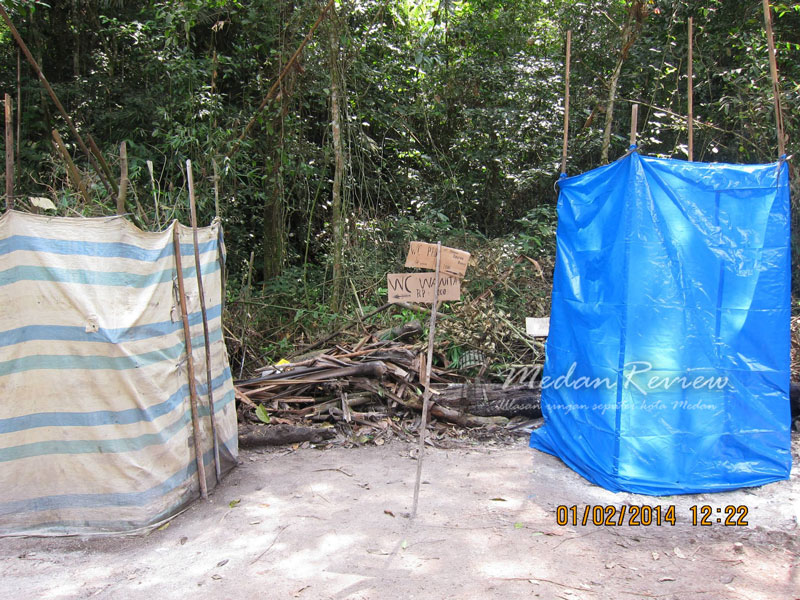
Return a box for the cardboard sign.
[525,317,550,337]
[387,273,461,303]
[405,241,470,278]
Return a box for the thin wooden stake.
[51,129,90,205]
[687,17,694,162]
[117,141,128,215]
[762,0,786,157]
[212,158,220,217]
[173,224,209,499]
[5,93,12,209]
[560,30,572,175]
[147,160,160,229]
[629,103,639,148]
[187,160,222,484]
[411,241,442,519]
[15,49,21,190]
[238,250,255,379]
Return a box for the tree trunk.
[433,384,542,418]
[328,6,346,312]
[239,424,335,447]
[262,12,292,280]
[262,154,285,279]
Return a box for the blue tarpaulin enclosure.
[530,152,792,495]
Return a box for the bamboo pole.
[629,103,639,148]
[687,17,694,162]
[5,94,12,209]
[52,129,90,205]
[117,141,128,215]
[187,160,222,484]
[0,5,114,197]
[560,30,572,175]
[761,0,786,157]
[411,241,442,519]
[212,158,220,217]
[173,224,209,500]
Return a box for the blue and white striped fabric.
[0,210,237,535]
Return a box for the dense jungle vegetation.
[0,0,798,372]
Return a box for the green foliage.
[1,0,798,368]
[515,205,558,257]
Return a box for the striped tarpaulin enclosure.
[0,210,237,535]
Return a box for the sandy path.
[1,436,798,599]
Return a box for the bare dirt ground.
[1,433,799,600]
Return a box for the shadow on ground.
[1,434,798,599]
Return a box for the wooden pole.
[15,49,21,190]
[0,4,114,196]
[238,250,255,379]
[411,241,442,519]
[147,160,160,229]
[173,224,209,500]
[687,17,694,162]
[212,158,220,217]
[187,160,222,484]
[761,0,786,157]
[5,94,12,209]
[560,30,572,175]
[117,141,128,215]
[629,103,639,148]
[51,129,90,205]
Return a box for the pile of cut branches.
[234,332,542,448]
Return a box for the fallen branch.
[239,424,335,447]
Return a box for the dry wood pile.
[233,309,800,447]
[234,329,542,447]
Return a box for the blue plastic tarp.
[530,152,792,495]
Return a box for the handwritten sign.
[387,273,461,303]
[405,241,470,278]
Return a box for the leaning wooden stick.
[229,0,336,158]
[687,17,694,162]
[187,160,222,484]
[173,225,209,499]
[560,30,572,175]
[51,129,90,205]
[761,0,786,157]
[0,5,114,196]
[411,241,442,519]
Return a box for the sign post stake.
[411,241,441,519]
[389,239,468,518]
